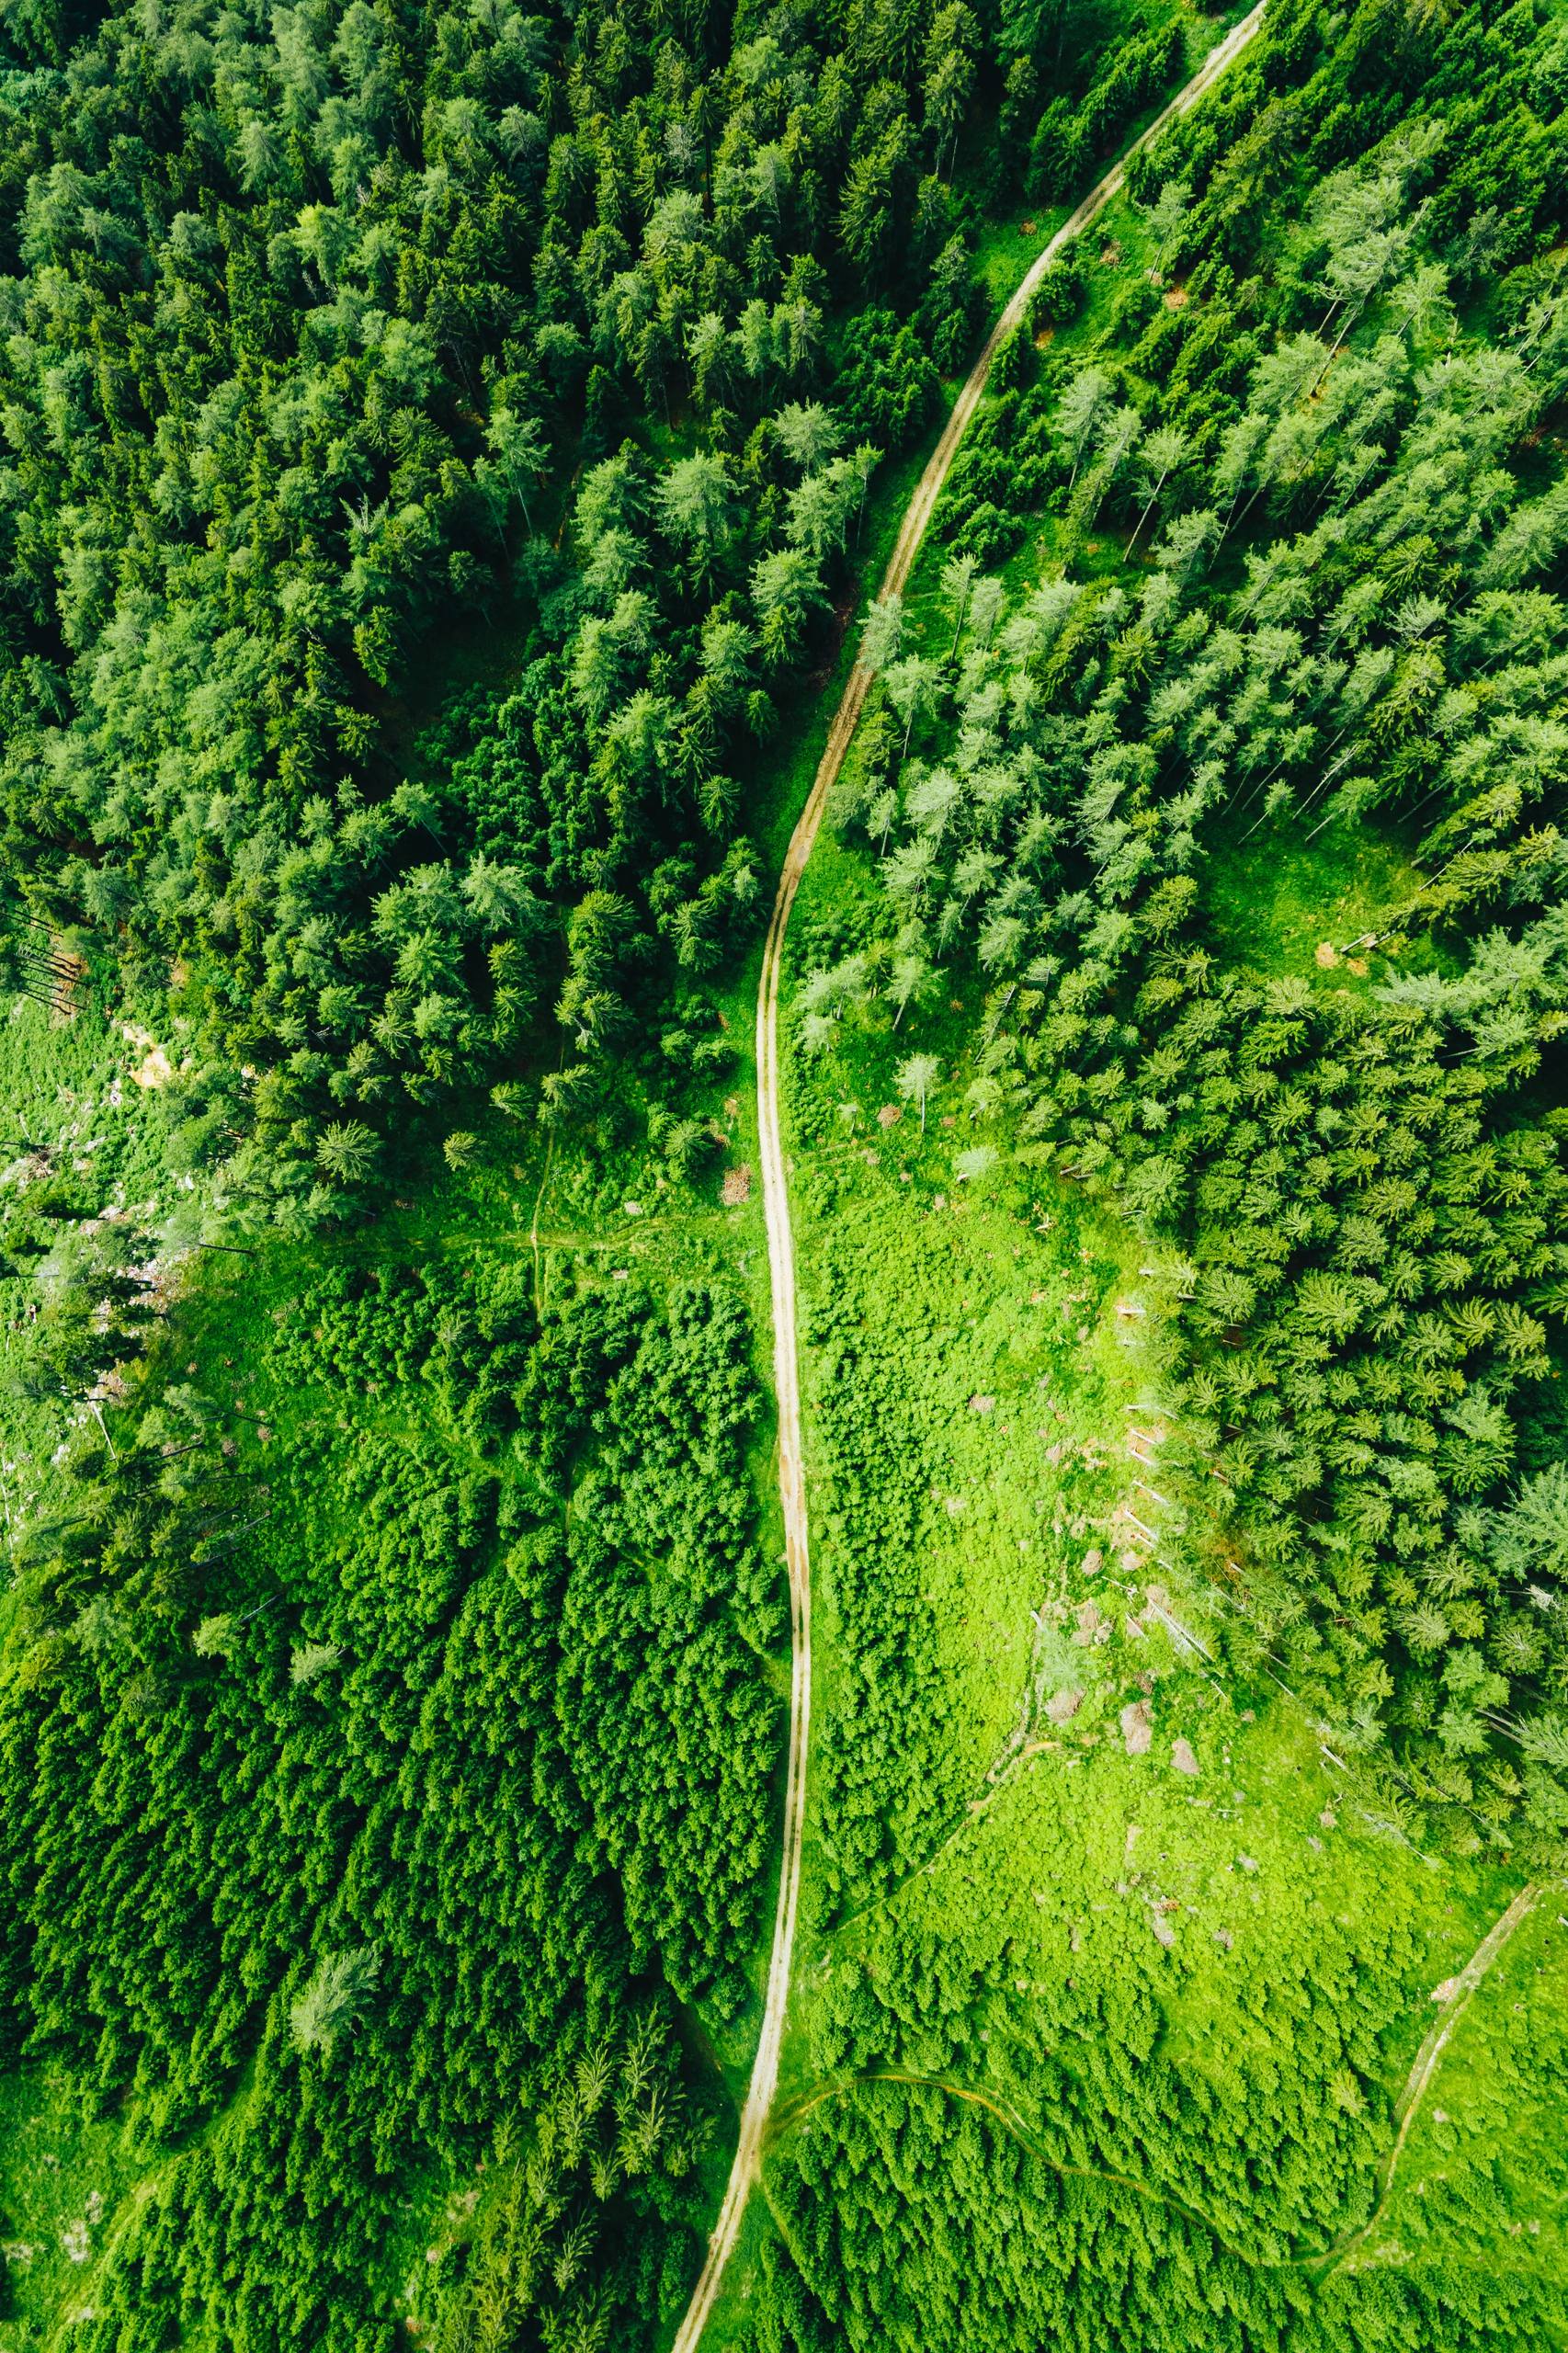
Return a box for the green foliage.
[1032,240,1087,329]
[0,0,1044,1219]
[748,2075,1566,2351]
[289,1946,381,2057]
[0,1244,778,2346]
[824,0,1568,1859]
[835,308,943,450]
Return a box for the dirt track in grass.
[668,11,1271,2340]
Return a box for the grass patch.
[0,2070,137,2346]
[1202,814,1430,985]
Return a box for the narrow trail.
[528,1124,556,1309]
[669,15,1267,2345]
[1309,1881,1542,2277]
[768,2069,1265,2262]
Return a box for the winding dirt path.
[1311,1881,1542,2277]
[670,16,1268,2344]
[769,2069,1262,2259]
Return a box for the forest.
[808,0,1568,1863]
[0,0,1565,2344]
[0,0,1187,1217]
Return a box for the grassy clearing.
[782,1150,1142,2069]
[1201,819,1431,987]
[0,2071,137,2347]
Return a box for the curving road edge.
[671,12,1268,2344]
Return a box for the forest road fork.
[669,11,1267,2346]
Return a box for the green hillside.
[0,0,1564,2347]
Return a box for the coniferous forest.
[0,0,1566,2344]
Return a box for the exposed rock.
[1152,1915,1176,1948]
[1074,1597,1105,1645]
[1119,1699,1153,1756]
[1081,1547,1103,1576]
[1170,1737,1199,1778]
[1046,1687,1084,1725]
[1430,1976,1461,2005]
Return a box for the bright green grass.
[0,991,172,1210]
[1203,814,1431,987]
[783,1155,1143,2045]
[0,2070,137,2349]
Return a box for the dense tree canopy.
[813,0,1568,1862]
[0,0,1141,1222]
[0,1249,777,2347]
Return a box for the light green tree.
[896,1051,941,1129]
[290,1944,381,2056]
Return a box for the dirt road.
[669,16,1269,2342]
